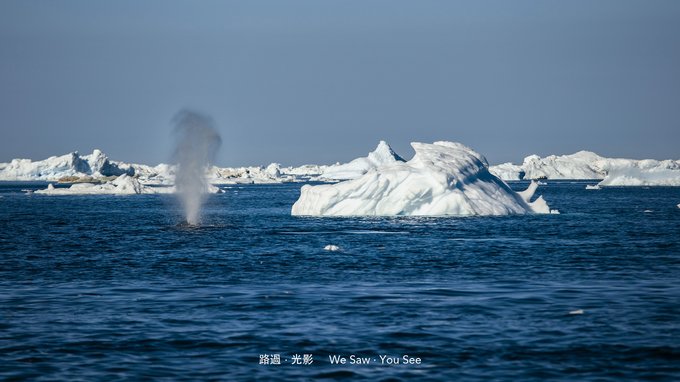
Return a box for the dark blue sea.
[1,181,679,381]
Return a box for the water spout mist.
[172,110,222,225]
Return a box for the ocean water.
[1,181,679,381]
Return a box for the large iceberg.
[320,141,405,180]
[291,141,554,216]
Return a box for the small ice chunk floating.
[292,141,556,216]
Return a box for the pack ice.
[291,141,554,216]
[0,149,326,185]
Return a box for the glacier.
[291,141,555,216]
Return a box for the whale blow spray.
[172,110,222,225]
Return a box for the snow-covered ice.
[320,141,404,180]
[488,162,524,181]
[519,151,607,180]
[5,146,678,188]
[0,149,133,181]
[34,174,224,195]
[292,141,554,216]
[489,150,680,186]
[598,165,680,187]
[0,148,329,186]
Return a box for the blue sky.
[1,0,679,166]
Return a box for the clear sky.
[1,0,679,166]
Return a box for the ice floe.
[35,175,174,195]
[292,141,555,216]
[33,174,224,195]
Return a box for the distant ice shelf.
[488,151,680,186]
[0,149,328,186]
[2,143,679,189]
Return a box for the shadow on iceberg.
[291,141,557,217]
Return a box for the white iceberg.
[126,163,175,185]
[519,151,607,180]
[585,184,601,190]
[292,141,554,216]
[320,141,405,180]
[489,162,524,181]
[284,164,328,179]
[597,163,680,187]
[0,149,133,181]
[489,150,680,186]
[209,164,300,184]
